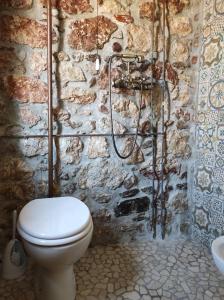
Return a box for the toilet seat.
[17,219,93,246]
[17,196,93,246]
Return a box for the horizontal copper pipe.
[0,133,164,139]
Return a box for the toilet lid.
[18,197,91,240]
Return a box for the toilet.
[17,196,93,300]
[211,236,224,275]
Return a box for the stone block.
[119,189,140,198]
[114,196,150,217]
[40,0,93,14]
[170,16,192,37]
[68,16,117,52]
[2,76,47,103]
[0,0,32,9]
[123,174,138,190]
[88,137,109,159]
[0,15,56,48]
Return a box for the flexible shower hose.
[109,58,144,159]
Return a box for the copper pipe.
[47,0,54,197]
[161,0,167,240]
[0,133,164,139]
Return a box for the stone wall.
[0,0,202,249]
[192,0,224,247]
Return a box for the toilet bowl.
[211,236,224,275]
[17,196,93,300]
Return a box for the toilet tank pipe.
[47,0,54,198]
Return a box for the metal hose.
[108,57,144,159]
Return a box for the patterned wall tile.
[210,64,224,82]
[208,80,224,110]
[212,167,224,185]
[201,37,222,69]
[209,211,224,230]
[217,124,224,139]
[194,207,210,230]
[215,155,224,168]
[197,111,219,124]
[192,191,212,210]
[197,96,208,110]
[215,140,224,156]
[215,0,224,16]
[199,69,210,83]
[219,111,224,122]
[198,83,210,98]
[195,166,213,193]
[211,197,223,213]
[203,1,214,20]
[197,125,216,151]
[193,0,224,247]
[196,152,216,167]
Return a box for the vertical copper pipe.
[47,0,54,197]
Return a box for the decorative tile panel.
[193,0,224,246]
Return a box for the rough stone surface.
[0,157,33,180]
[170,192,188,213]
[113,99,138,117]
[127,24,152,53]
[20,138,48,157]
[68,16,118,52]
[2,76,48,103]
[139,1,155,21]
[61,138,83,165]
[40,0,93,14]
[120,188,140,198]
[124,174,138,190]
[0,0,32,9]
[170,39,190,66]
[170,16,192,37]
[99,117,127,135]
[59,62,86,83]
[77,160,128,190]
[168,0,190,15]
[0,15,55,48]
[122,138,144,165]
[114,196,150,217]
[18,107,41,128]
[169,131,191,159]
[61,88,96,104]
[0,50,25,74]
[88,137,109,159]
[100,0,129,15]
[115,14,134,24]
[30,52,47,77]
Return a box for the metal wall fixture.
[110,54,155,91]
[108,54,151,159]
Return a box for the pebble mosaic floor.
[0,239,224,300]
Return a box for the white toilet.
[211,236,224,275]
[17,196,93,300]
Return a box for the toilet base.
[35,265,76,300]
